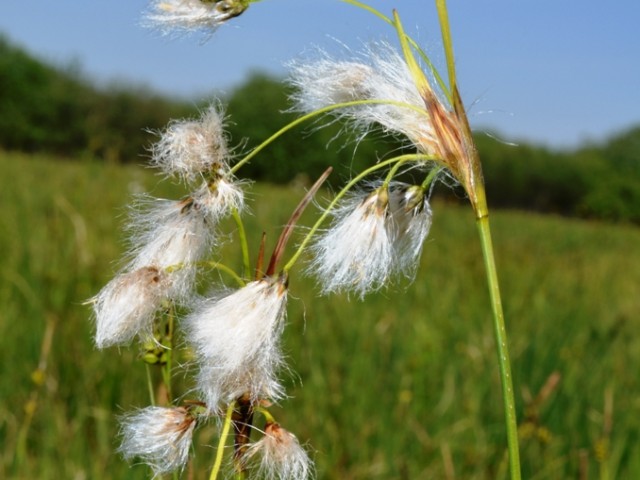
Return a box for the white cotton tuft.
[150,103,230,183]
[127,179,244,276]
[288,42,439,155]
[143,0,247,36]
[309,188,392,298]
[309,182,432,298]
[185,275,288,409]
[244,422,314,480]
[119,406,197,477]
[92,267,169,348]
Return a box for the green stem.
[209,401,236,480]
[282,153,432,272]
[145,364,156,407]
[254,406,276,424]
[206,261,246,288]
[229,99,429,175]
[382,156,412,187]
[420,166,442,191]
[435,0,457,91]
[475,191,521,480]
[232,208,251,280]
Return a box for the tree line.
[1,35,639,223]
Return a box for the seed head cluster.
[92,5,474,479]
[92,100,311,478]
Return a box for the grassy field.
[1,152,639,479]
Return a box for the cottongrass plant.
[91,1,523,479]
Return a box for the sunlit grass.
[1,152,639,479]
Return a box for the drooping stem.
[229,99,430,175]
[475,188,521,480]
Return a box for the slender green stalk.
[420,166,442,191]
[283,153,431,272]
[475,192,521,480]
[145,364,156,407]
[210,401,237,480]
[229,99,430,175]
[232,208,251,279]
[435,0,457,90]
[206,261,246,288]
[433,1,521,475]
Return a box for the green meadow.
[1,152,639,479]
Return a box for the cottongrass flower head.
[186,274,288,409]
[144,0,250,36]
[309,182,431,298]
[127,178,244,273]
[244,422,314,480]
[150,103,230,183]
[289,42,440,155]
[310,186,392,297]
[119,406,198,477]
[92,266,169,348]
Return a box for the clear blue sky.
[1,0,639,148]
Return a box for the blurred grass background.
[1,152,639,479]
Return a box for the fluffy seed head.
[92,267,169,348]
[186,275,288,409]
[289,40,482,208]
[244,422,314,480]
[309,187,392,298]
[144,0,249,36]
[150,104,230,183]
[309,182,432,298]
[127,179,244,275]
[289,42,439,154]
[119,406,197,477]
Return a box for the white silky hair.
[127,179,244,273]
[288,41,439,155]
[309,182,432,298]
[118,406,196,477]
[92,267,169,348]
[244,423,314,480]
[185,277,288,410]
[308,188,393,298]
[149,103,230,184]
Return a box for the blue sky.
[1,0,639,148]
